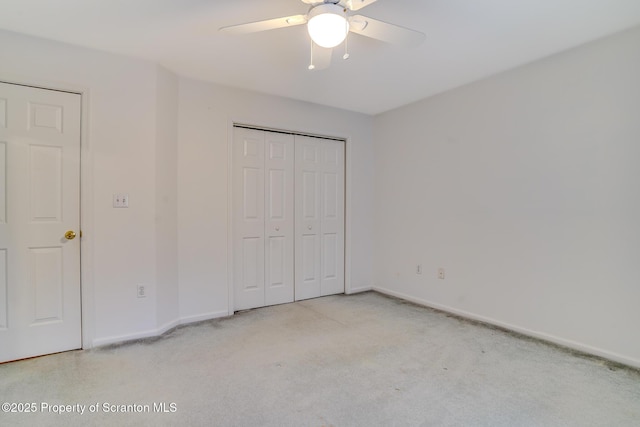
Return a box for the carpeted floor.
[1,291,639,426]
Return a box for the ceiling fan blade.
[348,15,425,47]
[220,14,307,35]
[343,0,378,11]
[311,45,333,71]
[303,0,376,11]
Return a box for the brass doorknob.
[65,230,77,240]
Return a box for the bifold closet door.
[295,136,345,300]
[233,127,294,310]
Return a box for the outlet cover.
[113,194,129,208]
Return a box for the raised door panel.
[323,172,338,220]
[29,247,64,324]
[0,141,5,224]
[322,233,338,280]
[0,98,6,128]
[242,167,261,221]
[267,236,285,287]
[30,145,62,222]
[0,249,6,329]
[28,103,63,133]
[268,169,285,220]
[302,172,319,220]
[241,237,263,290]
[302,234,318,281]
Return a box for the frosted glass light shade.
[307,4,349,48]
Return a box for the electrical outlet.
[113,193,129,208]
[137,284,146,298]
[416,264,422,275]
[438,268,445,280]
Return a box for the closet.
[232,126,345,310]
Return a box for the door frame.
[227,118,353,314]
[0,73,94,350]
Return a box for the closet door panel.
[295,136,322,300]
[233,128,265,310]
[264,132,294,306]
[320,140,345,296]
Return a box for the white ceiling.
[1,0,640,115]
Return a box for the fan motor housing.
[307,4,350,48]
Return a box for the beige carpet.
[1,292,639,426]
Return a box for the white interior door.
[295,136,344,300]
[0,82,82,363]
[233,127,294,310]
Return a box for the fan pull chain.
[308,39,315,70]
[343,18,350,60]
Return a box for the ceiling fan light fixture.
[307,4,349,48]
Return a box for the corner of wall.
[154,66,180,329]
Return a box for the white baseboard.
[155,318,180,336]
[178,310,229,325]
[347,285,373,294]
[373,286,640,370]
[92,329,164,348]
[92,310,229,348]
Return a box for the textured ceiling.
[1,0,640,115]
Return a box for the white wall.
[0,29,165,345]
[177,78,375,321]
[9,20,635,369]
[0,29,375,346]
[155,66,179,331]
[373,27,640,367]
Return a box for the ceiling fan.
[220,0,425,70]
